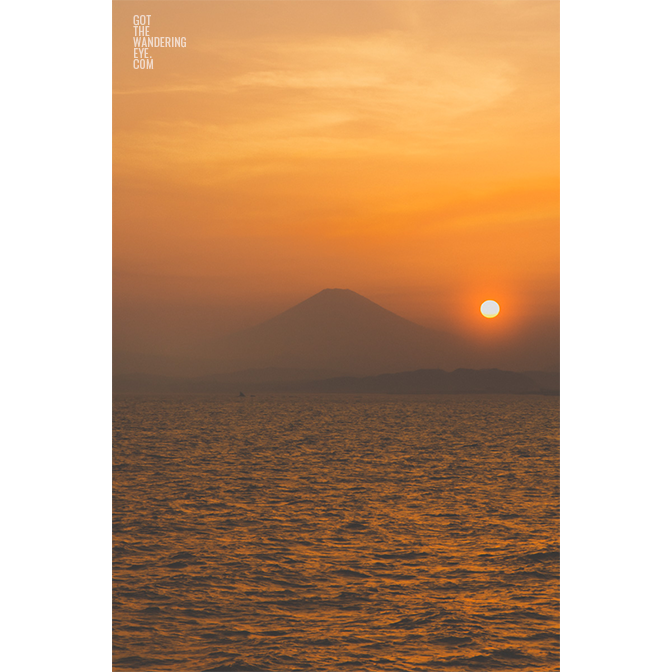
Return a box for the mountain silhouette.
[289,368,546,394]
[214,288,465,376]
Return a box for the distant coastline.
[113,367,559,396]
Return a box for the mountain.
[287,368,546,395]
[213,288,465,376]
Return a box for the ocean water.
[113,394,559,671]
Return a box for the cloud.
[114,31,517,182]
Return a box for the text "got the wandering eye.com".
[133,15,186,70]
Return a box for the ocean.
[113,393,559,671]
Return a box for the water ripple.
[114,394,559,671]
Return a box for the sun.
[480,300,500,318]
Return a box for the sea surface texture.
[114,394,559,671]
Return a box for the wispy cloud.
[115,31,517,181]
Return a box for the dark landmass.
[113,367,559,395]
[288,368,553,395]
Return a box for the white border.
[3,0,671,669]
[561,0,671,669]
[2,1,111,669]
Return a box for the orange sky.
[113,1,559,369]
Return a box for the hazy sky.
[114,1,559,369]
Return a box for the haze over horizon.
[114,287,558,377]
